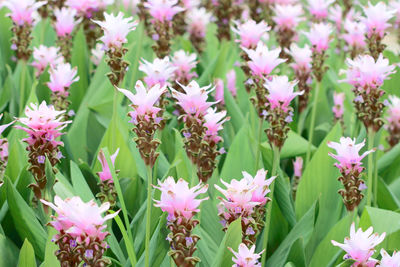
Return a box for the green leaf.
[17,239,36,267]
[336,259,356,267]
[211,217,242,267]
[0,234,19,267]
[70,160,94,201]
[41,228,60,267]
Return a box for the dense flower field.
[1,0,400,266]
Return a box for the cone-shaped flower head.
[144,0,184,22]
[342,19,367,50]
[54,7,80,37]
[139,57,176,87]
[329,4,343,30]
[242,169,276,206]
[186,7,211,38]
[3,0,46,25]
[303,22,332,53]
[308,0,335,20]
[65,0,99,16]
[153,177,208,220]
[264,75,303,112]
[16,101,71,146]
[226,70,237,97]
[118,80,166,124]
[228,243,264,267]
[293,156,303,177]
[243,41,286,78]
[171,80,215,117]
[41,196,118,241]
[171,50,198,82]
[328,137,375,174]
[343,54,395,88]
[47,63,79,95]
[97,148,119,182]
[286,43,312,73]
[273,4,304,30]
[379,249,400,267]
[203,108,228,143]
[232,20,270,49]
[93,12,137,50]
[31,45,64,75]
[331,223,386,265]
[387,95,400,128]
[361,2,395,38]
[332,92,345,119]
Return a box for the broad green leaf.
[70,160,94,201]
[0,234,19,267]
[42,228,60,267]
[17,239,36,267]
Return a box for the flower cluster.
[213,0,234,40]
[291,156,303,200]
[54,7,80,61]
[140,57,177,88]
[154,177,208,267]
[386,95,400,148]
[31,45,64,76]
[229,243,264,267]
[332,92,345,128]
[308,0,335,22]
[96,148,119,207]
[232,20,270,50]
[186,7,212,53]
[215,169,276,246]
[41,196,118,266]
[16,102,71,200]
[0,115,14,181]
[328,137,375,211]
[94,12,137,85]
[171,50,198,86]
[342,18,366,59]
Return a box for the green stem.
[19,62,27,115]
[306,81,321,165]
[112,88,118,149]
[373,142,378,207]
[190,161,197,187]
[261,145,280,266]
[366,129,375,206]
[145,165,153,267]
[255,118,263,170]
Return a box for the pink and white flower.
[329,4,343,30]
[379,249,400,267]
[153,176,208,220]
[273,4,304,30]
[31,45,64,76]
[53,7,80,37]
[3,0,46,25]
[226,70,237,97]
[286,43,312,73]
[214,78,224,105]
[203,108,228,143]
[47,63,79,95]
[186,7,212,38]
[118,80,166,124]
[243,169,276,206]
[171,80,215,117]
[90,43,105,66]
[65,0,99,17]
[331,223,385,266]
[97,148,119,182]
[342,19,367,50]
[243,41,286,78]
[231,20,270,49]
[139,57,176,87]
[293,156,303,177]
[122,0,140,14]
[264,75,303,112]
[229,243,264,267]
[144,0,184,22]
[171,50,198,83]
[361,2,395,38]
[386,95,400,129]
[332,92,345,119]
[308,0,335,20]
[93,12,137,50]
[303,22,332,53]
[328,137,375,174]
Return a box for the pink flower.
[93,12,137,50]
[15,101,71,146]
[332,92,345,119]
[41,196,118,241]
[331,223,385,266]
[65,0,99,17]
[144,0,184,22]
[171,50,198,82]
[214,78,224,105]
[203,108,228,143]
[53,7,80,37]
[186,7,212,38]
[90,43,105,66]
[293,156,303,177]
[285,43,312,73]
[303,22,332,53]
[343,54,395,89]
[243,41,286,78]
[232,20,270,49]
[327,137,375,174]
[123,0,140,14]
[342,19,367,49]
[139,57,176,87]
[153,176,208,220]
[118,80,166,124]
[47,63,79,95]
[264,75,303,112]
[361,2,395,38]
[228,243,264,267]
[379,249,400,267]
[273,4,304,30]
[171,80,215,117]
[31,45,64,76]
[226,70,237,97]
[3,0,46,25]
[329,4,343,30]
[308,0,335,20]
[97,148,119,181]
[242,169,276,206]
[387,95,400,129]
